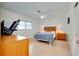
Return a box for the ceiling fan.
[37,10,48,19]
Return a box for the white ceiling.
[0,2,70,19]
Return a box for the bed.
[34,26,56,44]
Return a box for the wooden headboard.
[44,26,56,32]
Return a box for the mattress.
[34,32,55,42]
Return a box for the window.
[17,21,25,29]
[17,21,32,30]
[26,22,32,30]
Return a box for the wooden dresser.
[56,32,67,41]
[0,35,29,56]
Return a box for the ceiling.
[0,2,70,19]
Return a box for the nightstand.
[56,33,67,41]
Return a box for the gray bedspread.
[34,32,54,42]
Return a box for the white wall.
[0,8,41,38]
[0,8,1,35]
[65,2,78,55]
[40,16,67,32]
[72,3,79,56]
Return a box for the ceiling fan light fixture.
[40,16,44,19]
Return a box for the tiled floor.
[29,39,72,56]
